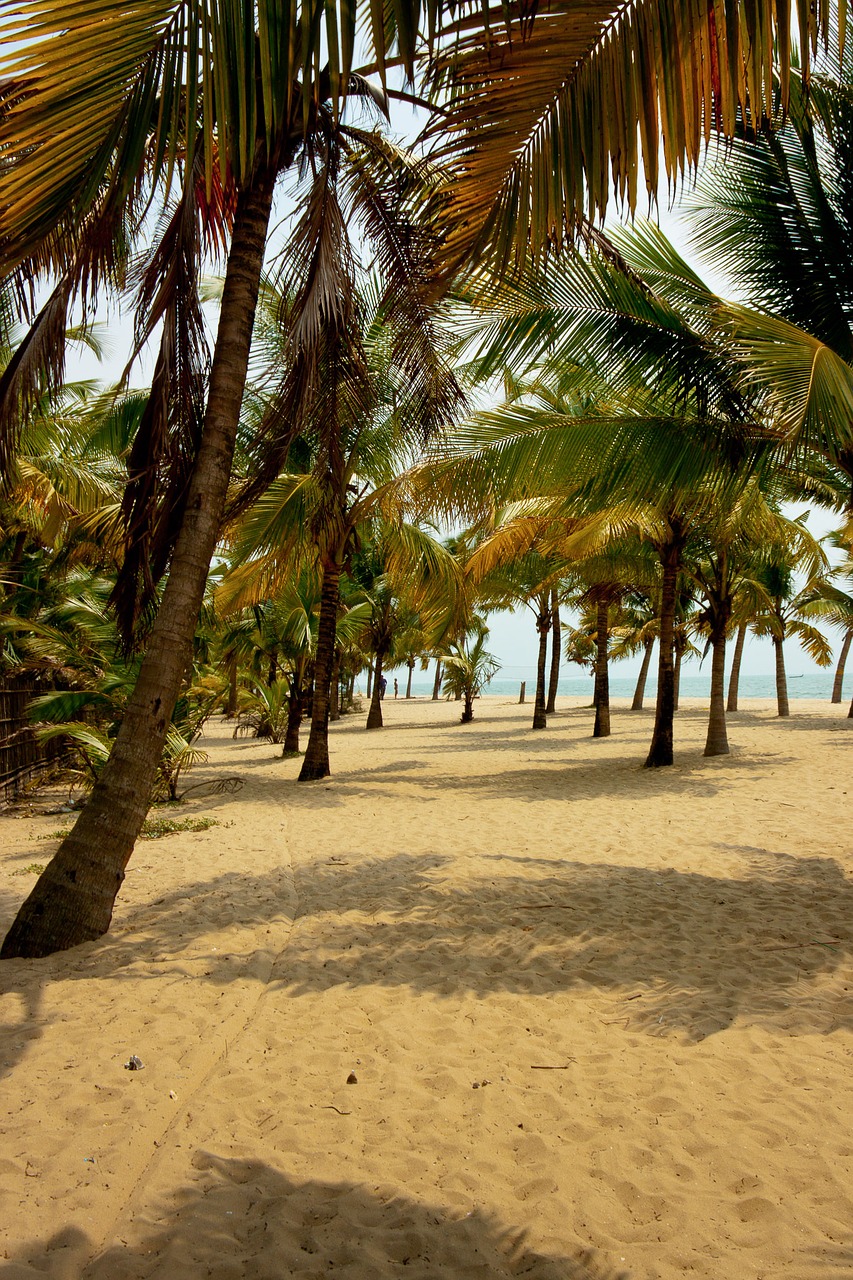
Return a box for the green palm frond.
[721,305,853,464]
[425,0,830,272]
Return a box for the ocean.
[398,671,843,701]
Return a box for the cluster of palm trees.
[1,0,852,957]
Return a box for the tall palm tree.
[749,552,834,715]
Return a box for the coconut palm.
[609,590,659,711]
[749,552,834,716]
[439,619,500,723]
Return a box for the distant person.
[379,676,387,699]
[393,679,399,699]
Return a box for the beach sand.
[1,696,851,1279]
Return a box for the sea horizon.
[389,671,845,701]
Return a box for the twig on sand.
[762,940,842,952]
[530,1063,574,1069]
[518,903,572,910]
[321,1105,352,1115]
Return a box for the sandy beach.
[1,695,851,1279]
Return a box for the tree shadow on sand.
[5,1154,630,1280]
[3,844,851,1078]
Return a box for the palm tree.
[609,590,659,711]
[750,552,833,716]
[1,0,829,957]
[799,540,853,707]
[440,621,500,723]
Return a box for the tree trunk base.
[1,846,124,958]
[644,739,673,768]
[298,756,331,781]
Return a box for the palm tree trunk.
[773,633,790,717]
[366,661,373,700]
[727,623,747,712]
[592,596,611,738]
[461,687,474,722]
[546,587,561,713]
[1,172,277,959]
[532,598,550,729]
[284,679,302,754]
[432,661,442,700]
[298,558,342,778]
[645,534,683,768]
[405,660,414,699]
[225,656,238,718]
[329,651,341,722]
[631,638,654,710]
[673,636,685,711]
[366,653,384,729]
[704,619,729,756]
[831,630,851,703]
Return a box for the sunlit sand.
[1,697,851,1279]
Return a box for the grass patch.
[40,816,219,844]
[140,816,218,840]
[12,863,45,876]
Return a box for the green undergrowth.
[42,816,219,843]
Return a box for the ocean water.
[400,671,842,701]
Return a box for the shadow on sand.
[3,843,851,1082]
[5,1154,630,1280]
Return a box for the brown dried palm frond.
[108,144,231,646]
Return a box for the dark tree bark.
[298,559,343,778]
[365,661,373,700]
[773,629,790,717]
[432,661,442,700]
[532,595,550,729]
[631,638,654,710]
[592,595,611,738]
[704,605,731,757]
[405,659,414,698]
[366,652,385,729]
[727,623,747,712]
[1,172,277,958]
[831,630,851,703]
[673,635,686,712]
[329,651,341,722]
[645,527,685,768]
[546,587,561,713]
[283,679,302,754]
[267,653,278,684]
[461,689,474,722]
[225,656,239,718]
